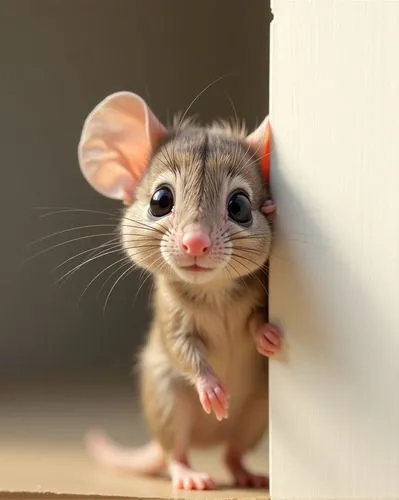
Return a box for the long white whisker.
[28,224,119,248]
[25,233,119,263]
[53,239,121,271]
[34,206,120,219]
[57,247,125,284]
[133,253,165,303]
[97,260,135,298]
[80,256,131,302]
[103,264,135,313]
[175,73,231,135]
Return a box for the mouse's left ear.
[78,92,167,203]
[245,116,271,184]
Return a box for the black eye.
[227,192,252,225]
[150,186,174,217]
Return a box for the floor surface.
[1,375,269,499]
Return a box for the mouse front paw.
[254,323,283,357]
[261,199,276,216]
[196,372,229,421]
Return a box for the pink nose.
[181,230,211,257]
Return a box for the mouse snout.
[180,224,211,257]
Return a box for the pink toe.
[261,323,280,335]
[260,338,278,350]
[255,324,283,356]
[196,478,208,490]
[199,391,212,414]
[264,330,281,346]
[214,387,228,416]
[206,478,216,489]
[261,202,276,215]
[174,478,183,489]
[195,480,205,490]
[208,391,223,419]
[257,346,276,357]
[183,477,194,490]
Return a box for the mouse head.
[78,92,273,286]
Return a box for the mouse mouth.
[180,264,214,272]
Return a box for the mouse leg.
[254,323,282,357]
[168,395,216,490]
[224,396,269,488]
[162,320,230,421]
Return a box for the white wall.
[269,2,399,499]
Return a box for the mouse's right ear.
[78,92,167,203]
[246,116,271,184]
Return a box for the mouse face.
[78,92,273,287]
[121,126,272,285]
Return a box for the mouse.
[77,91,282,490]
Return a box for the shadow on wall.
[0,0,271,382]
[270,146,399,488]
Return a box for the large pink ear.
[78,92,167,201]
[245,116,271,183]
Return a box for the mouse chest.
[193,300,262,396]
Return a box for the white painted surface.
[269,2,399,499]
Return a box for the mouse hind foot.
[225,451,269,488]
[169,456,216,490]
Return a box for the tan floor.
[1,376,269,500]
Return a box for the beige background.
[0,0,270,382]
